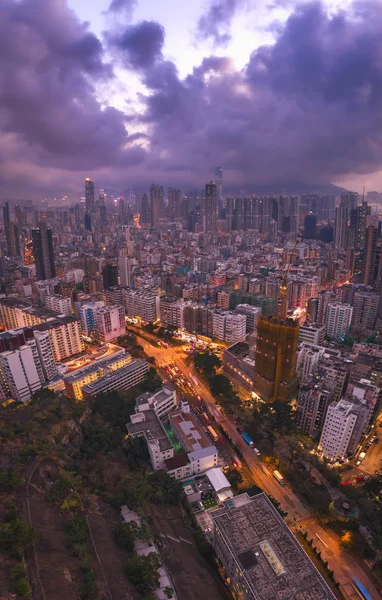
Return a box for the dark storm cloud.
[109,21,165,69]
[3,0,382,197]
[136,0,382,187]
[0,0,145,191]
[197,0,248,46]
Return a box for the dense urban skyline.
[2,0,382,198]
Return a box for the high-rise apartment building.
[79,301,105,336]
[140,193,150,226]
[150,184,163,227]
[319,399,357,460]
[234,304,261,333]
[168,188,181,221]
[215,166,223,210]
[325,303,353,339]
[295,378,333,436]
[254,317,299,402]
[0,345,42,403]
[118,256,132,287]
[124,290,160,322]
[303,213,317,240]
[3,203,20,257]
[33,330,58,382]
[45,294,72,316]
[95,305,126,342]
[32,222,56,280]
[362,219,378,285]
[85,178,95,212]
[351,290,379,332]
[102,264,118,289]
[203,182,217,233]
[334,199,348,252]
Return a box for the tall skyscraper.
[150,184,163,228]
[341,191,358,211]
[214,166,223,210]
[203,182,217,233]
[102,264,118,289]
[254,316,299,402]
[3,202,20,257]
[360,216,378,285]
[3,202,10,225]
[118,197,126,224]
[141,193,150,226]
[168,188,181,221]
[84,213,92,231]
[32,222,56,281]
[85,178,95,212]
[325,303,353,339]
[334,199,348,252]
[303,213,317,239]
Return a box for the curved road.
[135,332,381,600]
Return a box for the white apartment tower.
[319,399,357,460]
[325,303,353,340]
[0,346,42,403]
[96,306,126,342]
[45,294,72,316]
[33,330,58,381]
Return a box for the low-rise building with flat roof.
[135,382,177,419]
[212,493,336,600]
[127,409,174,470]
[81,358,148,398]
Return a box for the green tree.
[225,468,243,491]
[114,523,136,552]
[210,374,232,396]
[81,421,114,457]
[15,577,31,596]
[125,553,161,595]
[0,470,23,492]
[194,351,221,375]
[0,519,35,553]
[149,471,182,505]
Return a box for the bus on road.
[273,470,286,486]
[241,432,254,447]
[207,425,219,443]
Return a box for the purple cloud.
[0,0,145,192]
[2,0,382,197]
[197,0,248,47]
[109,20,165,69]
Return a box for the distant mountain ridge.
[227,182,350,196]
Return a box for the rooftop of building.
[212,493,335,600]
[169,409,212,452]
[127,408,173,453]
[259,315,299,328]
[63,351,130,383]
[164,453,190,470]
[82,358,147,395]
[136,382,176,408]
[225,341,250,358]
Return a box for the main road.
[133,331,381,600]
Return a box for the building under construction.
[254,316,299,402]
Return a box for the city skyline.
[2,0,382,198]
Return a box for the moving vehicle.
[273,470,285,486]
[241,432,254,447]
[253,447,261,456]
[207,425,219,443]
[352,577,373,600]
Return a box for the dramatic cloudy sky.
[1,0,382,198]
